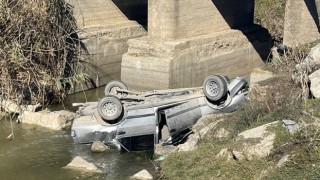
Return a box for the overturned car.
[71,75,248,152]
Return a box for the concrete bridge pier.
[121,0,272,91]
[68,0,147,93]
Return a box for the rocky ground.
[156,43,320,180]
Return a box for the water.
[0,87,156,180]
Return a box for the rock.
[309,69,320,98]
[215,148,233,161]
[130,169,153,180]
[233,121,278,160]
[213,128,230,139]
[154,144,177,156]
[250,67,274,84]
[293,44,320,84]
[0,98,41,114]
[276,155,290,168]
[20,110,76,130]
[174,114,228,152]
[177,133,200,152]
[65,156,102,173]
[249,76,301,110]
[91,141,111,153]
[282,119,300,134]
[232,150,245,161]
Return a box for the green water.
[0,87,155,180]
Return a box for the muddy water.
[0,87,155,180]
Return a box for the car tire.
[104,80,127,96]
[203,75,228,101]
[97,95,123,122]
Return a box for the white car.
[71,75,248,152]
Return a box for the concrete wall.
[148,0,254,40]
[122,26,271,90]
[121,0,270,91]
[68,0,147,92]
[284,0,320,47]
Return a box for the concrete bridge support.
[284,0,320,48]
[68,0,146,92]
[121,0,272,90]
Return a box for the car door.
[115,107,157,151]
[164,98,202,136]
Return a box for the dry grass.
[0,0,81,106]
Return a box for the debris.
[282,119,300,134]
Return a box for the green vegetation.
[0,0,82,106]
[159,98,320,179]
[254,0,287,42]
[159,2,320,175]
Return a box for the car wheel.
[203,75,228,101]
[104,80,127,96]
[97,95,123,122]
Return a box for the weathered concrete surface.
[249,67,274,84]
[122,25,271,90]
[148,0,254,40]
[284,0,320,48]
[68,0,146,93]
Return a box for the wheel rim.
[101,101,118,117]
[206,81,219,96]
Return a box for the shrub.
[0,0,81,105]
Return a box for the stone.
[293,43,320,84]
[154,144,177,156]
[232,150,246,161]
[249,67,274,84]
[177,133,200,152]
[0,97,41,114]
[309,69,320,98]
[213,128,230,139]
[20,110,76,130]
[234,121,278,160]
[282,119,300,134]
[65,156,102,173]
[249,75,301,110]
[215,148,233,161]
[130,169,153,180]
[284,0,320,48]
[91,141,111,153]
[276,155,290,168]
